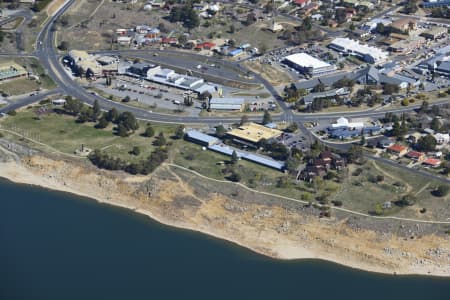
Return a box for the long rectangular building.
[329,38,388,64]
[283,53,336,76]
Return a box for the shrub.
[433,185,449,197]
[7,110,16,116]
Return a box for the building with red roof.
[294,0,311,8]
[195,42,216,50]
[387,144,408,156]
[423,158,441,168]
[405,151,425,162]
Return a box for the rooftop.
[284,53,332,69]
[387,144,407,153]
[210,98,244,105]
[227,122,282,143]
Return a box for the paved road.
[0,89,62,114]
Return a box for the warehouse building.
[283,53,336,76]
[328,38,388,64]
[209,98,244,111]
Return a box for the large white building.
[283,53,336,76]
[329,38,388,64]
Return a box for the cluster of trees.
[168,2,200,30]
[63,99,139,137]
[280,20,324,46]
[402,0,418,15]
[416,135,437,152]
[260,141,290,161]
[88,147,168,175]
[332,77,355,91]
[391,115,409,139]
[63,97,101,123]
[353,87,382,107]
[283,84,307,103]
[383,83,400,95]
[430,7,450,19]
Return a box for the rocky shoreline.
[0,142,449,277]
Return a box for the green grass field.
[0,106,176,162]
[0,78,41,96]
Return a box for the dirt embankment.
[0,149,449,277]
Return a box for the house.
[195,42,216,51]
[390,18,417,33]
[434,133,450,145]
[117,36,132,45]
[228,48,244,57]
[387,144,408,156]
[298,151,346,181]
[423,158,441,168]
[405,151,425,162]
[378,137,394,148]
[161,37,178,45]
[294,0,311,8]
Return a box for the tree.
[375,23,385,35]
[106,108,119,123]
[229,171,241,182]
[262,110,272,125]
[383,83,399,95]
[347,145,363,163]
[143,125,155,137]
[122,95,131,102]
[199,91,212,101]
[131,146,141,156]
[240,115,249,126]
[229,24,235,33]
[419,100,429,113]
[434,185,449,197]
[231,150,238,165]
[95,115,109,129]
[154,132,167,146]
[403,0,418,15]
[430,118,441,132]
[58,41,69,51]
[246,12,256,25]
[374,204,384,216]
[174,125,185,139]
[117,123,129,137]
[64,98,84,115]
[417,135,437,152]
[184,8,200,30]
[215,125,226,138]
[359,133,366,146]
[349,23,355,31]
[93,99,101,120]
[312,83,325,93]
[302,16,312,31]
[118,111,139,132]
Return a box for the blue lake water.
[1,178,449,300]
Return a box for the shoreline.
[0,156,449,277]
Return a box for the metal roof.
[210,98,244,105]
[208,144,285,170]
[186,130,219,144]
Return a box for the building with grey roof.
[185,130,219,146]
[436,61,450,77]
[209,98,244,111]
